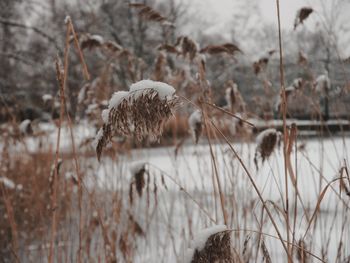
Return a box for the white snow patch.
[129,80,175,100]
[0,177,16,190]
[90,34,104,44]
[129,161,147,176]
[42,94,53,103]
[109,91,129,109]
[19,119,31,134]
[256,128,278,146]
[92,128,104,149]
[101,109,109,123]
[86,103,98,114]
[64,15,71,24]
[314,73,331,93]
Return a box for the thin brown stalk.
[66,18,90,81]
[49,51,69,263]
[275,0,291,260]
[201,101,255,127]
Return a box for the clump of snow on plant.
[185,225,227,262]
[89,34,104,44]
[19,119,32,134]
[101,109,109,123]
[129,161,147,176]
[256,128,279,145]
[64,15,71,24]
[42,94,53,103]
[86,103,98,115]
[101,80,176,125]
[314,71,331,93]
[129,79,175,100]
[108,91,129,109]
[0,177,16,190]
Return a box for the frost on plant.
[95,80,178,160]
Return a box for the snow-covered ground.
[93,136,350,262]
[4,124,350,262]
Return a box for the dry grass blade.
[302,177,346,240]
[103,40,122,53]
[200,43,241,56]
[298,51,308,65]
[129,3,173,25]
[294,7,313,30]
[261,239,272,263]
[223,43,242,54]
[339,167,350,197]
[158,43,179,54]
[297,239,308,263]
[175,36,198,61]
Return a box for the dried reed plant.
[190,230,235,263]
[95,80,178,160]
[129,3,173,26]
[254,128,282,170]
[294,7,313,30]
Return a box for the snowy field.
[74,134,350,261]
[3,124,350,262]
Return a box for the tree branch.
[0,18,61,52]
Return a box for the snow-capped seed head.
[95,80,178,160]
[108,91,129,109]
[188,110,202,144]
[19,119,33,135]
[254,128,282,170]
[42,94,53,103]
[129,161,147,197]
[0,177,16,190]
[314,71,331,94]
[186,225,233,263]
[225,80,246,113]
[129,79,175,100]
[292,78,303,89]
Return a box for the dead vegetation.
[1,1,350,263]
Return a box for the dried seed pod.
[200,43,241,56]
[254,128,282,170]
[175,36,198,61]
[80,34,104,50]
[129,3,173,26]
[129,162,147,197]
[294,7,313,30]
[186,225,234,263]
